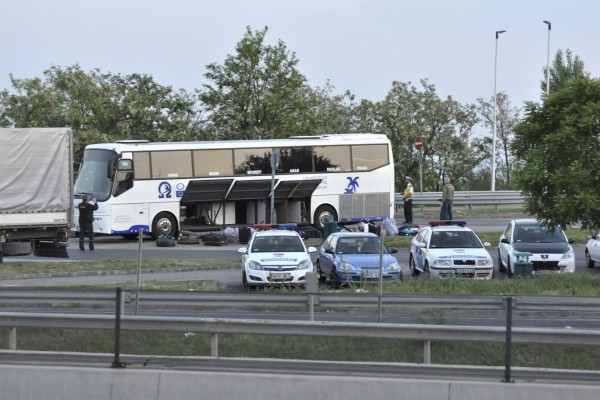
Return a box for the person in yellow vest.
[403,176,414,224]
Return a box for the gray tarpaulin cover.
[0,128,72,214]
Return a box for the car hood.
[511,242,570,254]
[339,254,398,267]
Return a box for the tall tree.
[367,80,479,192]
[300,80,355,134]
[201,26,308,139]
[0,64,201,154]
[541,49,589,95]
[513,76,600,229]
[476,92,521,189]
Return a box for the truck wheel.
[313,205,337,231]
[2,241,33,256]
[151,213,178,240]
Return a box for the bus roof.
[85,133,390,152]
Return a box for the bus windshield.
[74,149,115,201]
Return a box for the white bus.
[73,134,395,238]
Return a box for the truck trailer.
[0,128,73,261]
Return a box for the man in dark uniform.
[78,194,98,252]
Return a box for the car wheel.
[242,271,255,291]
[497,249,506,273]
[330,269,341,289]
[409,254,420,277]
[506,259,513,277]
[317,260,327,282]
[586,250,595,269]
[423,262,431,278]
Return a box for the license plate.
[270,272,290,280]
[456,269,475,273]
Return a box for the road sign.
[415,136,423,151]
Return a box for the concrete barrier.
[1,364,599,400]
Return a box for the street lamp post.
[491,30,506,192]
[543,20,551,95]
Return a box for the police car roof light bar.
[253,223,298,230]
[428,220,467,227]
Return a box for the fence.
[394,190,524,212]
[1,288,600,380]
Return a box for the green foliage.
[357,80,480,192]
[541,49,590,95]
[475,92,521,189]
[0,64,201,155]
[200,26,309,139]
[512,76,600,229]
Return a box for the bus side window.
[114,171,133,197]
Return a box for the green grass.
[0,258,239,278]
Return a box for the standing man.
[403,176,414,224]
[440,176,454,221]
[78,194,98,252]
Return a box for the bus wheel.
[314,205,337,231]
[151,213,178,240]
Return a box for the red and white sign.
[415,136,423,151]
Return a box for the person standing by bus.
[78,194,98,252]
[440,176,454,220]
[403,176,414,224]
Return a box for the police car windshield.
[430,231,483,249]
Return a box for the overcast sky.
[2,0,599,117]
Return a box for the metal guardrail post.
[423,340,431,364]
[503,296,513,383]
[211,334,219,357]
[112,287,126,369]
[305,272,319,322]
[9,327,16,350]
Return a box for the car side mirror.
[568,239,575,244]
[307,246,317,253]
[483,242,492,247]
[325,248,334,254]
[390,248,398,254]
[237,247,247,254]
[500,238,510,244]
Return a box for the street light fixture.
[491,30,506,192]
[543,20,551,95]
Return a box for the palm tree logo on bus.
[344,176,360,194]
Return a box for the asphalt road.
[2,216,598,288]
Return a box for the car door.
[498,222,513,268]
[319,235,337,276]
[413,229,429,270]
[589,232,600,262]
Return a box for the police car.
[238,229,317,289]
[409,221,494,279]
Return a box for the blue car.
[317,232,401,286]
